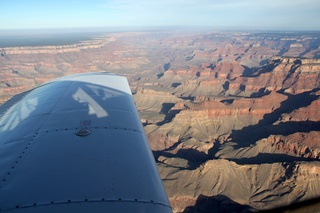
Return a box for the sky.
[1,0,320,31]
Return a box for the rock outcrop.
[1,30,320,212]
[159,56,320,100]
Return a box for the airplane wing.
[0,72,172,212]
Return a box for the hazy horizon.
[1,26,319,36]
[1,27,319,48]
[1,0,320,31]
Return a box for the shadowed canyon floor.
[1,30,320,212]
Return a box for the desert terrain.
[1,30,320,212]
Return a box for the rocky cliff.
[1,30,320,212]
[158,56,320,101]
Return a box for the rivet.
[75,128,91,136]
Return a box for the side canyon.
[1,30,320,212]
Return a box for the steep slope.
[1,31,320,212]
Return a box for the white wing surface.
[0,72,172,212]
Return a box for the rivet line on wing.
[0,135,37,189]
[9,198,170,210]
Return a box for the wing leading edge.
[0,72,172,212]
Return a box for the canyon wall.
[1,30,320,212]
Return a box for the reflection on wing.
[0,72,172,213]
[72,87,108,118]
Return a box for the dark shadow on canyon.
[159,103,175,115]
[299,38,320,58]
[249,59,281,77]
[153,89,320,171]
[171,82,181,88]
[230,120,320,148]
[154,143,314,170]
[260,196,320,213]
[228,153,313,165]
[182,194,252,213]
[153,148,210,170]
[278,46,291,56]
[250,87,271,98]
[241,65,254,77]
[157,103,182,125]
[229,89,320,148]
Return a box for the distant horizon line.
[0,25,320,35]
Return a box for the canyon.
[0,30,320,212]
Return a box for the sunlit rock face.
[1,30,320,212]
